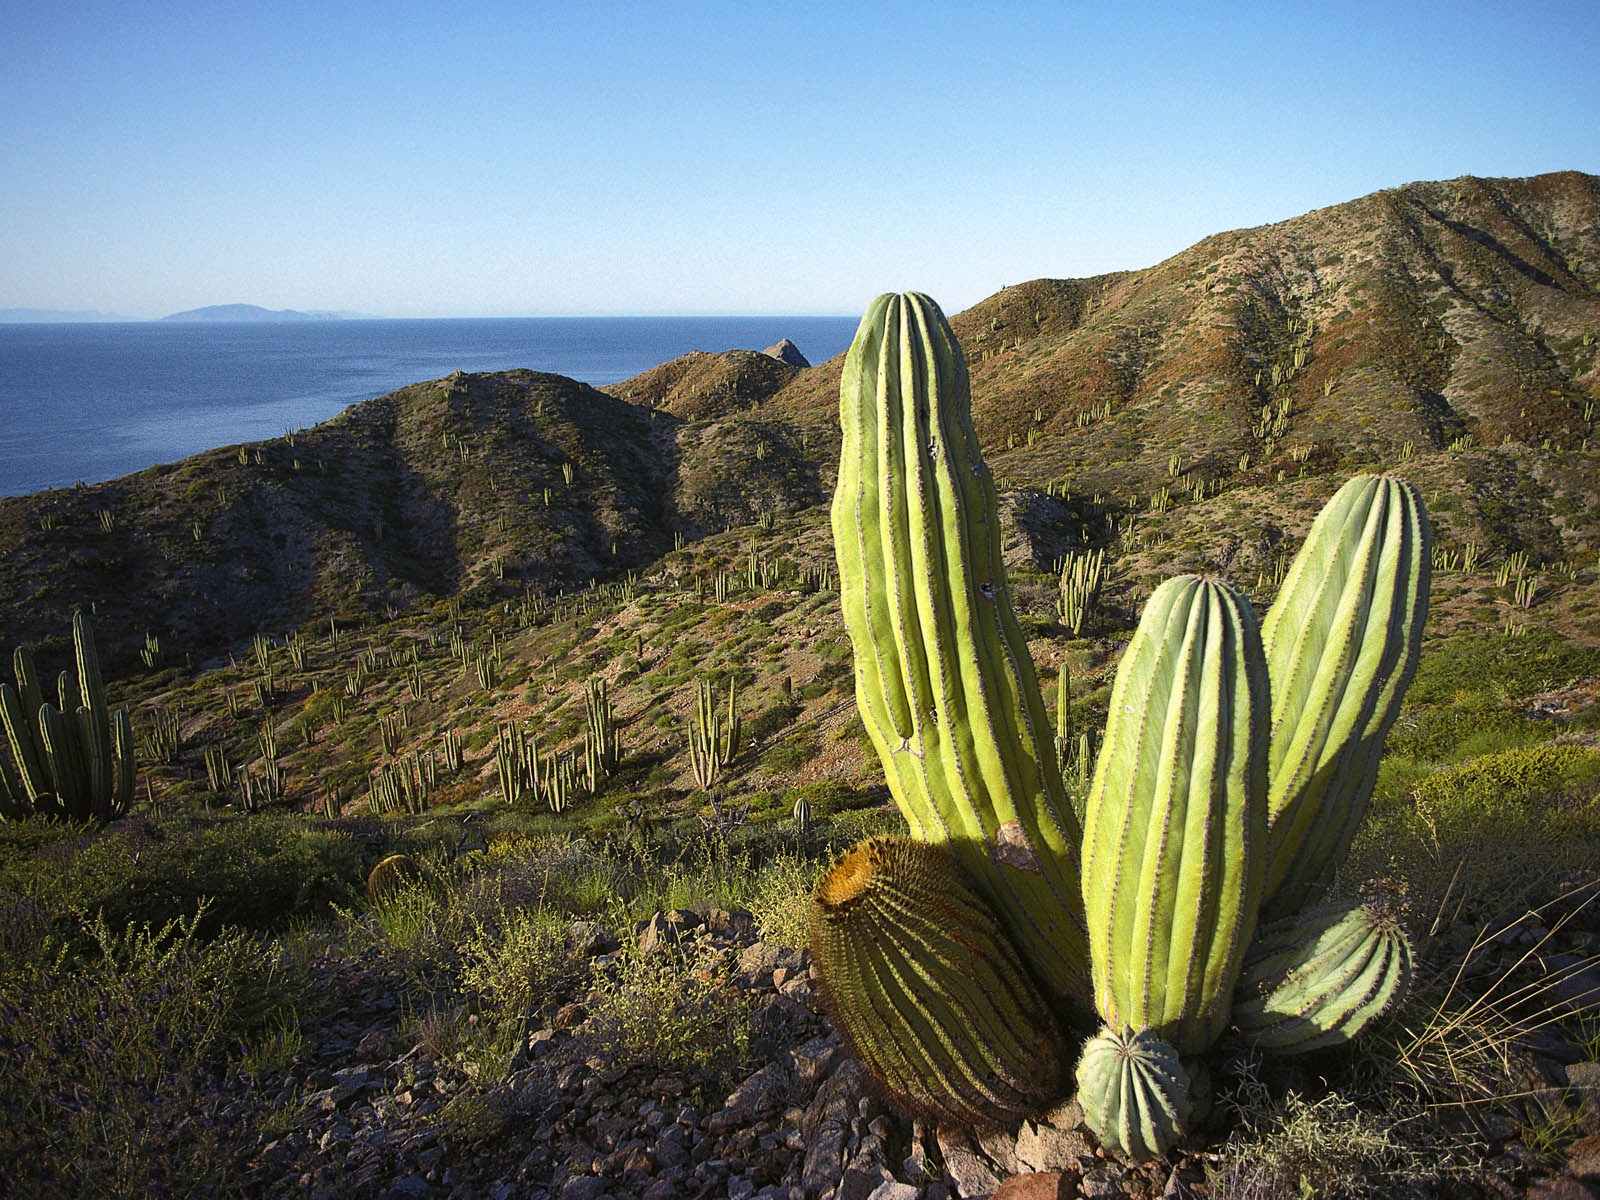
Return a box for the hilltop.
[2,170,1595,672]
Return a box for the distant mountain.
[0,307,129,323]
[161,304,342,323]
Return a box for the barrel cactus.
[366,852,419,903]
[1232,899,1413,1053]
[810,836,1064,1126]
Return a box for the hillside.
[2,170,1598,674]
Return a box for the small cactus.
[366,852,418,903]
[1074,1026,1191,1162]
[1232,899,1412,1053]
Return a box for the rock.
[801,1058,871,1198]
[867,1183,923,1200]
[1013,1116,1090,1173]
[991,1174,1074,1200]
[570,920,620,957]
[934,1126,1002,1200]
[1525,1180,1600,1200]
[789,1035,843,1087]
[1550,955,1600,1011]
[763,339,811,368]
[561,1177,611,1200]
[709,1063,792,1132]
[1570,1134,1600,1181]
[639,909,703,954]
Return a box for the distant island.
[160,304,343,323]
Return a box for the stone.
[1570,1135,1600,1181]
[570,920,620,957]
[802,1059,870,1198]
[763,339,811,369]
[562,1176,610,1200]
[934,1126,1002,1200]
[1525,1180,1600,1200]
[1014,1118,1090,1173]
[866,1184,922,1200]
[710,1063,792,1132]
[991,1174,1073,1200]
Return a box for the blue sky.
[3,0,1596,318]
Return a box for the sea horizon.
[0,315,860,499]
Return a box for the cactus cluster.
[2,612,135,823]
[814,293,1430,1159]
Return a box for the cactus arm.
[1260,476,1430,918]
[1082,576,1268,1054]
[1232,900,1412,1052]
[111,706,135,817]
[1,681,52,802]
[832,292,1089,1006]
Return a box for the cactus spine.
[1259,475,1430,919]
[810,836,1064,1126]
[830,292,1089,1007]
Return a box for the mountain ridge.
[1,170,1596,670]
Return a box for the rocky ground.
[227,898,1600,1200]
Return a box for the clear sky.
[3,0,1596,319]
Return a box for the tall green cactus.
[831,292,1089,1007]
[1,612,134,822]
[817,292,1429,1154]
[1259,475,1430,919]
[1081,575,1268,1055]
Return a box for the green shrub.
[586,939,753,1084]
[0,903,302,1198]
[0,814,365,935]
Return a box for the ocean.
[0,316,860,499]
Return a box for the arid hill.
[1,170,1596,671]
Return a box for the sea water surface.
[0,317,858,499]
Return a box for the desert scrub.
[1351,743,1600,919]
[0,813,365,934]
[0,902,303,1199]
[586,938,753,1084]
[458,904,580,1019]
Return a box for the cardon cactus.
[1259,474,1430,920]
[1081,575,1269,1056]
[1,612,135,823]
[817,292,1431,1154]
[1232,899,1412,1053]
[830,291,1089,1008]
[810,836,1064,1126]
[1074,1026,1191,1161]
